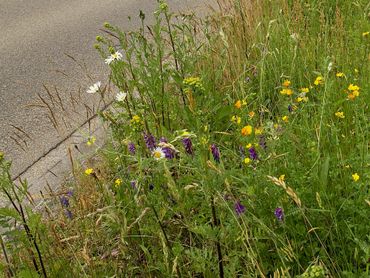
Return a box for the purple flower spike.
[143,133,156,151]
[163,147,175,159]
[234,201,246,216]
[211,144,220,163]
[130,180,137,190]
[66,189,74,197]
[160,137,168,143]
[248,147,258,160]
[274,207,284,221]
[182,138,194,155]
[60,196,69,208]
[65,209,73,219]
[258,135,267,151]
[128,142,136,155]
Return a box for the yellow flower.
[336,72,345,78]
[314,76,324,86]
[362,31,369,37]
[244,157,251,164]
[255,127,263,135]
[282,116,289,123]
[248,111,255,118]
[234,100,242,109]
[242,99,248,106]
[352,173,360,182]
[246,143,252,149]
[87,136,96,146]
[282,80,291,87]
[280,88,293,96]
[85,168,94,176]
[335,112,345,119]
[241,125,253,136]
[300,87,309,93]
[115,178,122,187]
[279,175,285,182]
[348,84,360,91]
[231,115,241,124]
[354,68,359,74]
[296,97,303,103]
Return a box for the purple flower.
[143,133,156,151]
[248,147,258,160]
[274,207,284,221]
[258,135,267,151]
[60,196,69,208]
[130,180,137,190]
[160,137,175,159]
[182,138,193,155]
[65,209,73,219]
[239,146,245,158]
[66,189,74,197]
[234,201,246,216]
[211,144,220,163]
[128,142,136,155]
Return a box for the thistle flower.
[248,147,258,160]
[182,137,194,155]
[128,142,136,155]
[234,201,246,216]
[211,144,220,163]
[86,81,101,94]
[274,207,284,221]
[144,133,156,151]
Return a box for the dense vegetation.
[0,0,369,277]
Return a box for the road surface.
[0,0,212,179]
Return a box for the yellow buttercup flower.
[335,112,345,119]
[85,168,94,176]
[241,125,253,136]
[244,158,251,164]
[248,111,255,118]
[314,76,324,86]
[282,116,289,123]
[352,173,360,182]
[336,72,345,78]
[296,97,303,103]
[234,100,242,109]
[300,87,309,93]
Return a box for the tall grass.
[0,0,369,277]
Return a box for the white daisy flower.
[105,51,123,65]
[115,91,127,102]
[152,147,165,160]
[86,81,101,94]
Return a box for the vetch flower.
[258,135,267,150]
[160,137,176,159]
[130,180,137,190]
[335,112,345,119]
[115,91,127,102]
[241,125,253,136]
[248,147,258,160]
[182,137,194,155]
[128,142,136,155]
[152,147,165,160]
[274,207,284,221]
[65,209,73,220]
[86,81,101,94]
[234,201,246,216]
[105,51,123,65]
[352,173,360,182]
[144,133,156,151]
[60,196,70,208]
[84,168,94,176]
[211,144,220,163]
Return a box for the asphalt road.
[0,0,212,177]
